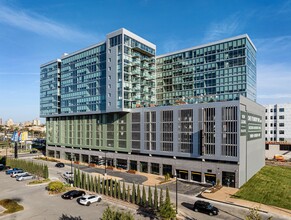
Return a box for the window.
[279,130,284,134]
[279,115,284,119]
[280,145,291,151]
[265,109,267,112]
[270,109,273,112]
[279,123,284,127]
[265,144,269,150]
[270,116,273,119]
[265,116,267,120]
[279,108,284,112]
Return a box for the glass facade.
[60,43,106,113]
[156,37,256,106]
[123,35,156,109]
[40,60,60,116]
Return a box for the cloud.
[0,4,96,41]
[203,14,241,42]
[254,35,291,53]
[257,62,291,104]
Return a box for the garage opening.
[205,173,216,185]
[176,169,188,180]
[191,171,202,182]
[222,171,235,187]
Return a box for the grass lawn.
[234,165,291,210]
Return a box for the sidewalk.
[201,186,291,218]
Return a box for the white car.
[11,172,28,178]
[16,174,35,181]
[63,171,73,180]
[79,194,102,206]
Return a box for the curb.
[198,193,269,214]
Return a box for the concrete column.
[137,161,141,172]
[148,162,151,174]
[127,159,130,170]
[159,164,163,175]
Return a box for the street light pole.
[176,174,178,214]
[104,152,107,176]
[70,155,73,186]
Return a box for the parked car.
[193,200,219,216]
[0,164,4,171]
[11,171,27,178]
[16,174,35,181]
[62,190,86,200]
[79,194,102,206]
[55,162,65,168]
[63,171,73,180]
[6,168,22,175]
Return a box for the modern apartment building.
[264,104,291,142]
[40,28,264,188]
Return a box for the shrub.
[47,181,65,193]
[102,206,134,220]
[127,170,136,174]
[28,179,50,185]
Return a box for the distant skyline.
[1,0,291,122]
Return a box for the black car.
[55,163,65,168]
[61,190,86,200]
[193,200,219,216]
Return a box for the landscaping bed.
[0,199,24,214]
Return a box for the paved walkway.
[202,186,291,219]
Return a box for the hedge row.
[6,158,49,179]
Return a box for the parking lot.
[0,172,150,220]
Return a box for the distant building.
[0,118,2,125]
[6,119,14,126]
[32,118,41,126]
[264,104,291,142]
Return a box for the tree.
[102,178,105,195]
[148,186,153,208]
[137,184,141,205]
[86,173,90,191]
[106,178,109,196]
[117,180,121,200]
[97,175,101,194]
[113,179,117,198]
[159,187,176,220]
[159,188,164,210]
[132,183,136,204]
[110,179,113,197]
[76,169,81,188]
[94,176,98,193]
[102,206,115,220]
[127,185,130,202]
[81,172,86,189]
[142,185,146,207]
[122,181,126,201]
[73,168,77,187]
[90,175,94,192]
[154,185,158,210]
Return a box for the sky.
[0,0,291,123]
